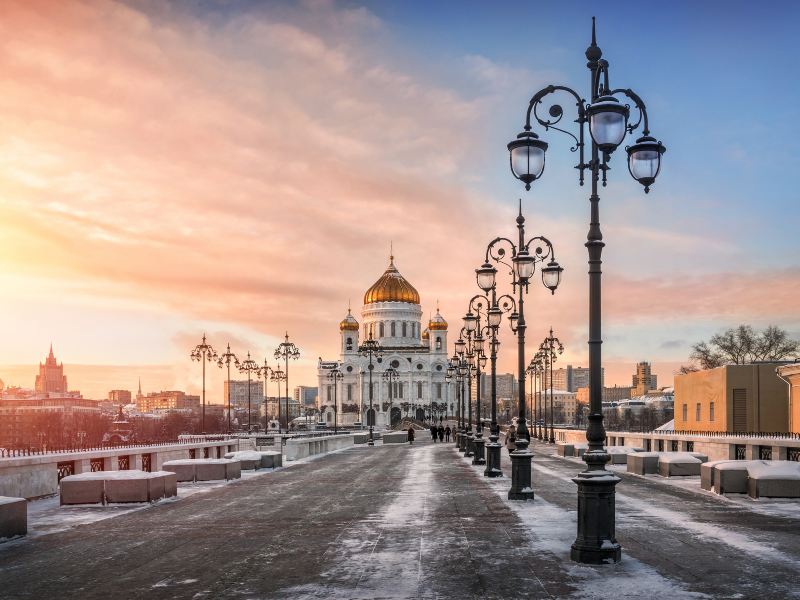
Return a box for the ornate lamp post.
[238,352,260,432]
[540,328,564,444]
[477,205,562,500]
[507,18,665,562]
[532,349,547,440]
[358,333,383,446]
[258,359,279,432]
[456,357,468,452]
[190,334,218,434]
[328,364,344,434]
[383,366,399,430]
[274,332,300,431]
[270,364,286,432]
[464,297,490,467]
[217,344,239,434]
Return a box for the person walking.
[444,425,451,442]
[430,425,438,443]
[437,425,444,442]
[407,426,415,445]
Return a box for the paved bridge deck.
[1,438,798,599]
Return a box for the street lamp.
[358,333,383,446]
[465,296,489,467]
[190,334,218,434]
[328,364,344,434]
[238,352,260,433]
[274,332,301,432]
[481,204,562,501]
[258,359,279,432]
[532,349,547,440]
[540,328,564,444]
[507,18,665,562]
[217,344,239,434]
[271,365,286,432]
[383,366,399,430]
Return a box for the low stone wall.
[284,434,354,461]
[0,496,26,540]
[554,429,800,463]
[0,440,240,499]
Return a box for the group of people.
[405,424,452,444]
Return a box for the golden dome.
[363,255,420,305]
[421,328,430,340]
[429,308,448,330]
[339,308,359,331]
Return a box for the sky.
[0,0,798,401]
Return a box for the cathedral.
[317,254,452,428]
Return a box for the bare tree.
[687,324,799,370]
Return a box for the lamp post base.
[458,430,467,453]
[508,439,534,501]
[484,434,503,477]
[465,432,475,458]
[571,452,621,564]
[472,433,486,466]
[368,427,375,447]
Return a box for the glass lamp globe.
[509,311,519,332]
[507,131,548,190]
[455,338,466,355]
[626,135,666,193]
[513,251,536,281]
[488,306,502,328]
[541,259,564,294]
[476,262,497,292]
[463,312,478,333]
[587,95,629,153]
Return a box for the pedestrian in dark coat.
[438,425,444,442]
[444,426,451,442]
[505,428,517,455]
[407,427,415,445]
[430,426,438,442]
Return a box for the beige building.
[777,363,800,434]
[674,364,789,432]
[540,389,578,424]
[632,362,657,396]
[137,391,200,413]
[576,385,632,405]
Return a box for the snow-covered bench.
[223,451,263,470]
[701,460,739,491]
[0,496,27,540]
[627,452,662,475]
[607,446,644,465]
[257,451,282,469]
[60,471,178,505]
[658,453,708,477]
[557,443,574,457]
[383,432,410,444]
[162,459,241,482]
[747,462,800,499]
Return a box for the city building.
[34,345,69,394]
[632,361,658,396]
[317,253,450,428]
[294,386,319,408]
[674,364,789,432]
[576,385,632,405]
[541,389,578,424]
[224,380,265,412]
[549,366,604,393]
[108,390,132,404]
[475,373,517,404]
[776,363,800,434]
[0,396,102,449]
[136,391,201,413]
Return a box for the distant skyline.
[0,1,798,398]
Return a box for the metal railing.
[0,436,235,459]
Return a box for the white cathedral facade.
[317,254,453,428]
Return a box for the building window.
[417,381,423,399]
[346,337,352,351]
[327,385,332,402]
[436,336,441,350]
[402,322,407,337]
[347,384,353,401]
[682,404,687,422]
[696,403,701,421]
[391,322,396,337]
[379,322,384,337]
[436,383,442,399]
[710,402,715,421]
[398,383,404,399]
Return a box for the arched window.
[391,322,396,337]
[402,322,407,337]
[347,384,353,401]
[379,322,385,337]
[398,383,404,399]
[436,383,442,399]
[327,385,332,402]
[346,337,352,351]
[417,381,423,399]
[435,336,442,350]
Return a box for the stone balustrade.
[0,439,240,499]
[284,434,355,461]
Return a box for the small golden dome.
[339,309,359,331]
[363,255,420,305]
[421,328,430,340]
[428,308,448,330]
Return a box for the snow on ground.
[477,452,710,600]
[21,444,355,540]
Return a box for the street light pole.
[238,353,260,433]
[358,333,383,446]
[328,365,343,435]
[476,206,563,501]
[507,18,665,562]
[190,334,218,434]
[217,344,239,434]
[540,328,563,444]
[383,366,398,430]
[274,332,300,431]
